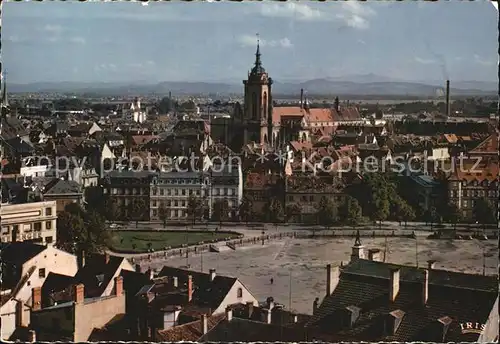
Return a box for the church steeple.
[251,33,266,76]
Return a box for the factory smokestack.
[445,80,450,117]
[300,88,304,109]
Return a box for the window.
[1,226,9,234]
[45,236,53,244]
[153,201,157,207]
[34,222,42,231]
[39,268,46,278]
[309,196,314,202]
[152,209,157,217]
[46,221,52,230]
[160,189,164,196]
[153,188,158,195]
[288,196,293,202]
[45,207,52,216]
[237,288,243,298]
[182,189,186,196]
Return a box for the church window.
[263,92,268,119]
[252,93,258,120]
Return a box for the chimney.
[187,275,193,302]
[74,284,84,304]
[385,309,406,335]
[266,297,275,310]
[77,250,86,269]
[334,96,340,112]
[445,80,450,117]
[115,276,123,296]
[201,314,208,335]
[368,249,382,262]
[104,253,110,264]
[344,305,361,328]
[226,307,233,321]
[209,269,216,282]
[32,287,42,311]
[326,264,340,296]
[437,316,453,342]
[300,88,304,109]
[261,308,272,324]
[172,276,178,288]
[389,268,400,302]
[246,301,254,318]
[313,297,319,315]
[422,269,429,305]
[28,330,36,343]
[16,301,27,327]
[427,260,436,270]
[135,264,142,273]
[292,314,298,323]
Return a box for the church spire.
[255,33,262,69]
[250,33,266,76]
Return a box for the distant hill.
[8,76,498,97]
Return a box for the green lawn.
[107,230,240,253]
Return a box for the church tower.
[350,229,365,261]
[243,36,273,146]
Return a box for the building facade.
[0,201,57,245]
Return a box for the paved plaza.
[142,237,498,315]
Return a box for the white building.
[130,98,147,123]
[0,243,79,340]
[0,200,57,245]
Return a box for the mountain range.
[7,74,498,97]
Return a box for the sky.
[2,0,498,84]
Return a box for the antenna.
[415,235,419,268]
[482,244,486,276]
[384,235,389,263]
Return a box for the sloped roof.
[43,179,82,195]
[156,313,225,341]
[469,133,498,154]
[307,259,497,342]
[0,242,47,266]
[158,266,237,311]
[199,317,307,341]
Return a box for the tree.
[424,206,441,230]
[186,195,202,226]
[104,198,121,222]
[265,198,284,225]
[128,198,147,228]
[372,195,390,230]
[56,211,85,254]
[316,197,338,229]
[158,202,169,228]
[397,202,416,229]
[56,208,109,255]
[444,202,463,230]
[285,203,301,223]
[473,198,497,231]
[339,196,362,229]
[239,196,253,224]
[212,199,230,227]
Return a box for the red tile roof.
[156,314,225,341]
[469,133,498,154]
[271,106,361,126]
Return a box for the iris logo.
[459,322,485,335]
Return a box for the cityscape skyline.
[3,1,499,84]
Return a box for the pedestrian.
[270,277,274,285]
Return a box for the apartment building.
[150,171,208,220]
[208,164,243,219]
[102,170,152,220]
[0,200,57,245]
